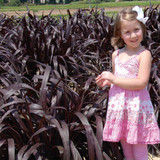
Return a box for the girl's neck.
[124,45,144,55]
[125,45,143,52]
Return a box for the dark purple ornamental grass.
[0,5,159,160]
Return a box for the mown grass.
[0,1,159,12]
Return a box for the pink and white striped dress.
[103,50,160,144]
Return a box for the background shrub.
[8,0,21,6]
[0,0,4,6]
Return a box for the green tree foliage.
[0,0,4,6]
[49,0,56,4]
[8,0,21,6]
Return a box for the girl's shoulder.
[112,49,121,57]
[112,47,125,58]
[139,49,151,55]
[112,48,125,62]
[138,48,151,58]
[137,49,152,65]
[138,49,152,63]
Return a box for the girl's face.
[120,19,143,49]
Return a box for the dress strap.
[116,50,120,57]
[136,52,141,57]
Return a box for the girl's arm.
[101,50,152,90]
[111,50,117,74]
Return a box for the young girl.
[96,6,160,160]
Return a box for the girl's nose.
[131,32,136,38]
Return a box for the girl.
[96,6,160,160]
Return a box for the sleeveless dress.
[103,50,160,144]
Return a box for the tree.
[0,0,4,6]
[49,0,56,4]
[8,0,21,6]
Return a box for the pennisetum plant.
[0,5,159,160]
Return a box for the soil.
[0,7,125,17]
[149,153,160,160]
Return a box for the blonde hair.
[111,8,146,48]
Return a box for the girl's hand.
[95,71,114,87]
[96,79,111,87]
[100,71,114,83]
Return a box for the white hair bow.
[132,6,149,24]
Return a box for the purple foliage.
[0,6,159,160]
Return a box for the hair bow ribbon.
[132,6,149,24]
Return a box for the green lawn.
[0,1,160,12]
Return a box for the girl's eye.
[125,31,130,34]
[135,28,139,32]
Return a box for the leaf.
[17,145,29,160]
[0,109,16,124]
[50,119,70,160]
[75,112,103,160]
[0,140,6,147]
[70,141,82,160]
[8,138,15,160]
[22,143,44,160]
